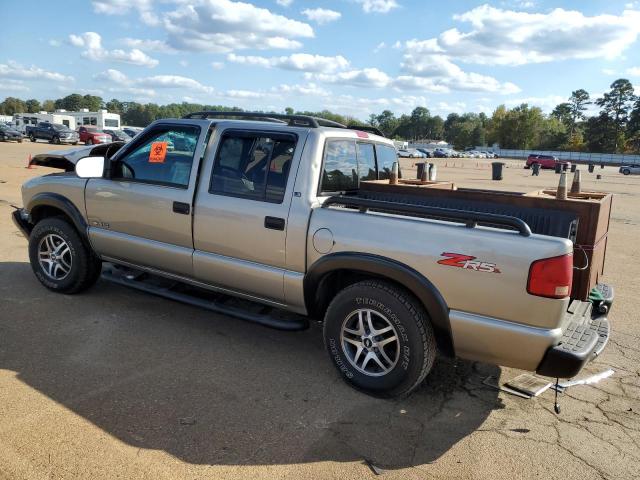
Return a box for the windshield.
[110,130,131,138]
[52,124,72,132]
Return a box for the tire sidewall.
[324,283,428,396]
[28,219,87,292]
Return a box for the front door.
[85,121,208,277]
[192,128,299,304]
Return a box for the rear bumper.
[11,208,32,239]
[536,289,613,378]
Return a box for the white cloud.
[373,42,386,53]
[301,8,341,25]
[121,38,175,53]
[627,67,640,76]
[69,32,159,67]
[227,53,349,73]
[92,0,159,26]
[0,60,73,82]
[211,61,225,70]
[355,0,399,14]
[276,0,293,6]
[272,82,330,97]
[162,0,314,53]
[414,5,640,67]
[225,89,263,99]
[505,94,566,112]
[309,68,392,88]
[95,68,214,94]
[602,68,616,75]
[0,79,30,92]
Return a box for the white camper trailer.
[12,112,76,133]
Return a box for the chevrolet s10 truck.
[12,112,613,397]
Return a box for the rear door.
[192,128,300,304]
[85,120,210,276]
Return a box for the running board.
[101,266,309,331]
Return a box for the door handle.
[264,216,285,231]
[173,201,191,215]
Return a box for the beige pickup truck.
[12,112,612,397]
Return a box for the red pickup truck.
[526,154,570,170]
[77,126,112,145]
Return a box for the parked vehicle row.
[20,122,141,145]
[0,123,24,142]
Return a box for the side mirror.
[75,156,105,178]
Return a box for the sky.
[1,0,639,119]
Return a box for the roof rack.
[182,111,347,129]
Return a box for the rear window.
[320,140,399,193]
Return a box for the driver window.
[112,125,200,188]
[210,131,296,203]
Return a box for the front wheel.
[86,138,93,145]
[623,169,631,175]
[53,136,61,144]
[29,134,36,142]
[28,217,102,294]
[323,280,437,398]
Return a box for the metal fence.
[496,149,640,166]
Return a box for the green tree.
[25,99,41,113]
[42,100,55,112]
[0,97,27,115]
[551,102,572,126]
[595,79,636,151]
[82,95,103,111]
[567,89,590,138]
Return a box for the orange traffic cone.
[25,154,34,169]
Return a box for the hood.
[29,142,126,171]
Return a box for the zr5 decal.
[437,252,501,273]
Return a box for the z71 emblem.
[437,252,501,273]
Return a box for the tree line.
[1,79,639,153]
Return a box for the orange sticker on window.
[149,142,168,163]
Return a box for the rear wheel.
[28,217,102,294]
[623,169,631,175]
[29,134,36,142]
[53,136,61,144]
[323,280,437,398]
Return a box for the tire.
[28,217,102,294]
[72,142,78,145]
[30,134,36,142]
[53,136,61,145]
[323,280,437,398]
[86,138,93,145]
[623,169,630,175]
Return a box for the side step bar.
[101,266,309,331]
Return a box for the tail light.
[527,254,573,298]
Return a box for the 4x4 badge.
[437,252,501,273]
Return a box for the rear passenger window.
[210,131,296,203]
[357,143,377,181]
[375,144,398,180]
[321,140,358,193]
[112,125,200,187]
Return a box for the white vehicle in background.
[397,148,425,158]
[12,112,76,133]
[619,165,640,175]
[66,109,120,130]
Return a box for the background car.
[77,126,112,145]
[104,129,133,143]
[26,122,79,144]
[619,165,640,175]
[0,124,24,142]
[122,126,143,138]
[525,154,570,169]
[415,148,432,158]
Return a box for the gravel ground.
[0,141,638,479]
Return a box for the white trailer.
[65,109,120,130]
[12,112,76,133]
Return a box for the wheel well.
[30,205,70,225]
[308,268,454,356]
